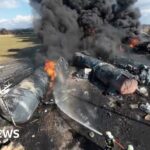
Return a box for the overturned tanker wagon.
[0,68,49,123]
[0,59,34,88]
[74,52,138,95]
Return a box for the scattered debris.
[137,87,149,97]
[32,134,35,138]
[139,65,150,85]
[108,98,117,108]
[144,114,150,121]
[140,103,150,114]
[127,145,134,150]
[129,104,139,110]
[44,109,48,113]
[84,68,92,77]
[73,68,92,79]
[113,58,150,85]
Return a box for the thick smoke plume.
[30,0,141,60]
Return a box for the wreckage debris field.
[0,0,150,149]
[0,53,150,150]
[19,71,150,150]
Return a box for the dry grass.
[0,34,38,63]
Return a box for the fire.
[129,37,140,48]
[44,60,56,81]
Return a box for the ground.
[0,33,41,63]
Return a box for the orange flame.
[44,60,56,81]
[129,37,140,48]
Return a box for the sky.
[0,0,149,29]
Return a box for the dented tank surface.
[0,59,34,89]
[1,68,49,123]
[73,52,138,95]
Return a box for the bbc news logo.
[0,128,20,142]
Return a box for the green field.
[0,34,40,63]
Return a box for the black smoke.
[30,0,141,60]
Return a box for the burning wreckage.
[0,0,150,150]
[0,54,150,150]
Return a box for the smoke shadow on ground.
[14,33,41,45]
[0,33,43,63]
[1,46,42,62]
